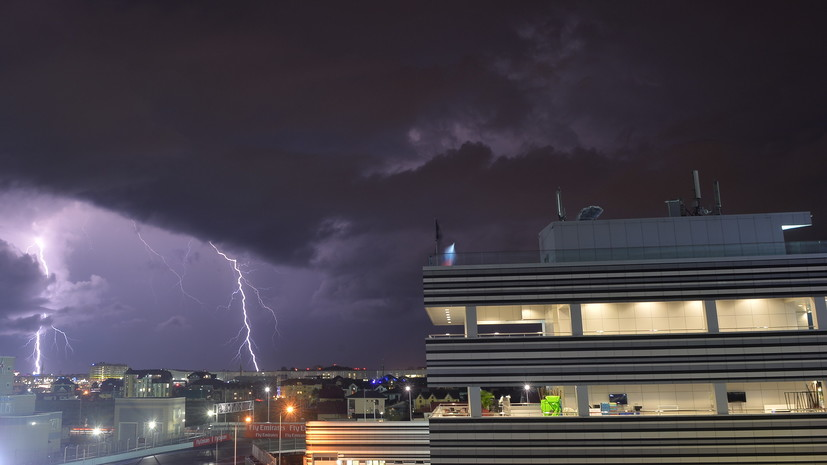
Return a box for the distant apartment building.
[346,390,387,419]
[123,369,172,397]
[89,362,129,383]
[281,378,325,408]
[212,366,425,384]
[414,388,464,413]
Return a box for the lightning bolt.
[133,222,203,306]
[209,242,278,372]
[24,238,73,375]
[30,327,42,375]
[51,325,75,354]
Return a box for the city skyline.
[0,1,826,373]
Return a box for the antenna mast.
[712,180,723,215]
[692,170,702,215]
[556,187,566,221]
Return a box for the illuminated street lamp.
[234,416,252,465]
[92,426,103,456]
[405,386,412,421]
[279,405,295,465]
[265,386,271,423]
[147,420,157,448]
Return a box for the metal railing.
[427,241,827,266]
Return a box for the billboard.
[193,433,230,447]
[245,422,306,439]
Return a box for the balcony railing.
[426,240,827,266]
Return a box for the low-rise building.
[123,369,173,398]
[114,397,185,449]
[346,390,387,420]
[0,356,63,465]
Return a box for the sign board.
[193,433,230,447]
[215,401,254,415]
[245,422,306,439]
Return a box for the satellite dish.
[577,206,603,221]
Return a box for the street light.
[265,386,271,423]
[92,427,103,456]
[234,416,252,465]
[279,405,295,465]
[147,420,157,448]
[405,386,412,421]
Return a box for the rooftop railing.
[427,240,827,267]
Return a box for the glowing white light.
[32,238,49,276]
[781,224,810,230]
[32,328,42,375]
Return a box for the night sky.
[1,1,825,374]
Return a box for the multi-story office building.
[422,210,827,464]
[89,362,129,383]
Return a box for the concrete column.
[570,303,583,336]
[544,308,556,336]
[464,305,478,338]
[713,382,729,415]
[813,296,827,330]
[467,386,482,418]
[576,385,591,417]
[704,300,719,333]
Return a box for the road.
[105,438,254,465]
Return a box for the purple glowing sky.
[0,1,825,374]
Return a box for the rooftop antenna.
[712,180,723,215]
[692,170,702,215]
[555,187,566,221]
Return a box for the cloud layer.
[0,1,825,372]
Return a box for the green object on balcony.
[541,395,561,416]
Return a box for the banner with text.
[193,433,230,447]
[245,422,306,439]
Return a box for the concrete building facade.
[0,356,63,465]
[422,210,827,464]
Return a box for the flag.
[435,219,442,242]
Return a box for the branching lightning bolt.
[133,222,203,306]
[51,325,75,354]
[209,242,278,372]
[25,238,73,375]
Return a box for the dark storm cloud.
[0,240,50,332]
[0,1,825,368]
